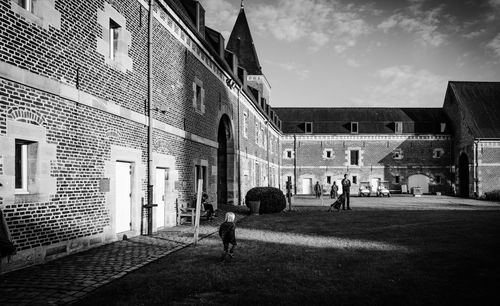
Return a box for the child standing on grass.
[219,212,237,262]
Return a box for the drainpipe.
[473,140,479,198]
[237,87,241,205]
[146,0,154,235]
[266,120,270,187]
[293,134,297,195]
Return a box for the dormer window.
[440,123,446,133]
[393,149,403,160]
[395,122,403,134]
[433,148,444,159]
[351,122,358,134]
[305,122,313,134]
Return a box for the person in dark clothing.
[201,192,216,220]
[341,174,352,210]
[219,212,237,262]
[314,181,321,198]
[330,181,338,199]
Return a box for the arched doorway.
[217,115,235,205]
[459,153,469,198]
[408,174,430,194]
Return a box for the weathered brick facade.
[0,0,280,272]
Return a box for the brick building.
[443,82,500,198]
[275,108,453,196]
[0,0,281,272]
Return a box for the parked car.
[377,182,391,197]
[359,182,371,197]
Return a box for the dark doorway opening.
[459,153,469,198]
[217,115,234,205]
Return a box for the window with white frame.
[326,176,331,184]
[261,126,265,148]
[352,175,358,184]
[192,78,205,114]
[109,19,120,60]
[15,139,36,193]
[255,122,259,144]
[323,149,334,159]
[395,121,403,134]
[393,148,403,160]
[243,113,248,138]
[433,148,444,158]
[351,122,358,134]
[284,149,294,159]
[350,150,359,165]
[305,122,313,133]
[194,164,207,193]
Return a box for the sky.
[199,0,500,108]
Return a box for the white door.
[336,179,343,194]
[115,162,132,233]
[370,178,380,193]
[155,168,166,230]
[302,178,312,194]
[408,174,430,194]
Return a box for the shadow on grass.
[76,209,500,306]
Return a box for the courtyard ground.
[75,196,500,306]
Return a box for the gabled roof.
[274,108,449,134]
[447,82,500,138]
[226,6,262,75]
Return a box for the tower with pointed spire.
[226,2,272,104]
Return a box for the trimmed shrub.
[484,189,500,201]
[245,187,286,214]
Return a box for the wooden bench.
[176,199,211,225]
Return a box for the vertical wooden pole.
[193,179,203,244]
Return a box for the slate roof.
[226,6,262,75]
[447,82,500,138]
[274,108,449,134]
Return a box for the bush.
[245,187,286,214]
[484,190,500,201]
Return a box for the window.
[284,149,294,159]
[435,175,442,184]
[395,176,400,184]
[192,79,205,113]
[261,126,265,147]
[194,165,207,193]
[440,123,446,133]
[326,151,331,158]
[326,176,331,184]
[352,176,357,184]
[393,149,403,160]
[395,122,403,134]
[433,148,444,159]
[243,113,248,138]
[109,19,120,60]
[255,122,259,144]
[351,122,358,134]
[17,0,32,12]
[350,150,359,165]
[305,122,313,134]
[15,139,36,193]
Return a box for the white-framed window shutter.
[192,82,197,108]
[200,88,205,113]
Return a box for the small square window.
[305,122,313,133]
[435,175,442,184]
[326,151,331,158]
[351,122,358,134]
[326,176,331,184]
[395,176,400,184]
[352,176,357,184]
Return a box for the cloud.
[377,2,448,47]
[346,58,361,68]
[356,65,448,107]
[463,29,486,39]
[198,0,238,39]
[251,0,371,53]
[278,62,310,80]
[486,33,500,59]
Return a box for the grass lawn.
[77,205,500,306]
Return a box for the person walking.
[330,181,338,199]
[341,174,351,210]
[219,212,237,262]
[314,181,321,198]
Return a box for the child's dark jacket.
[219,221,237,245]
